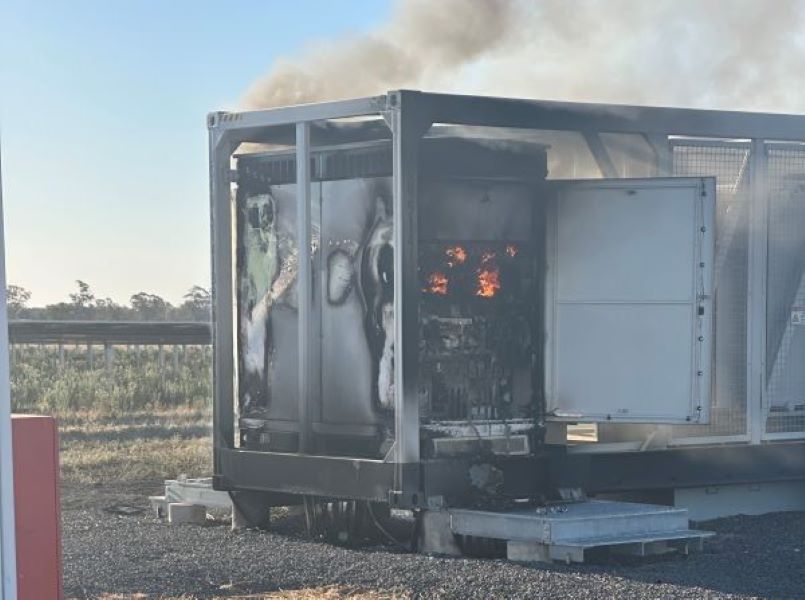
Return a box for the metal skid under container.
[209,91,805,522]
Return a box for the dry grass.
[57,411,407,600]
[58,408,212,485]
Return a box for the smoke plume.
[241,0,517,110]
[242,0,805,114]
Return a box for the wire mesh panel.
[765,144,805,435]
[671,141,751,439]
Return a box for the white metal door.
[545,177,715,424]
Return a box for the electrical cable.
[366,502,407,549]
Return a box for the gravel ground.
[62,485,805,600]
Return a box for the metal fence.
[8,320,212,371]
[765,144,805,434]
[671,140,751,440]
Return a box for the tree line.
[6,281,211,322]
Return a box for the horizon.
[7,279,207,309]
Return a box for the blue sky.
[0,0,391,305]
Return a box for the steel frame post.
[388,92,432,498]
[645,134,672,176]
[208,115,237,475]
[650,134,679,445]
[747,139,769,444]
[582,131,619,178]
[296,122,313,453]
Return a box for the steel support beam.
[747,139,769,443]
[216,448,396,502]
[208,97,387,148]
[296,122,313,453]
[213,91,805,147]
[211,96,386,132]
[554,442,805,492]
[406,91,805,141]
[209,117,237,472]
[582,131,619,178]
[645,134,673,176]
[390,93,421,494]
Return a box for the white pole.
[0,137,18,599]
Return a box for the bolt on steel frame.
[209,90,805,505]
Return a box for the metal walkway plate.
[449,500,713,563]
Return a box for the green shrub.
[9,345,212,415]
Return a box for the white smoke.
[242,0,805,113]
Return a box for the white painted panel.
[546,178,714,424]
[555,304,693,421]
[556,186,695,302]
[675,482,805,521]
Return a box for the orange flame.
[425,271,449,295]
[506,244,518,258]
[445,245,467,267]
[476,268,500,298]
[476,252,500,298]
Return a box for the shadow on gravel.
[263,509,805,600]
[508,511,805,600]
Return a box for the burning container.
[209,92,805,547]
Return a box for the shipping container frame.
[209,90,805,507]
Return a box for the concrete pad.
[507,541,551,563]
[419,510,462,557]
[168,502,206,525]
[230,501,251,531]
[149,495,168,519]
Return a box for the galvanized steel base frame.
[209,91,805,508]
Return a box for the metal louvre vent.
[237,142,393,190]
[765,145,805,434]
[236,137,549,193]
[671,141,750,439]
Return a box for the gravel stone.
[62,500,805,599]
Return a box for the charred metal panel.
[417,178,546,455]
[237,185,300,426]
[419,181,537,242]
[236,181,323,448]
[320,178,395,432]
[233,137,549,460]
[217,448,397,502]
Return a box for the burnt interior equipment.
[209,91,805,523]
[234,137,548,463]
